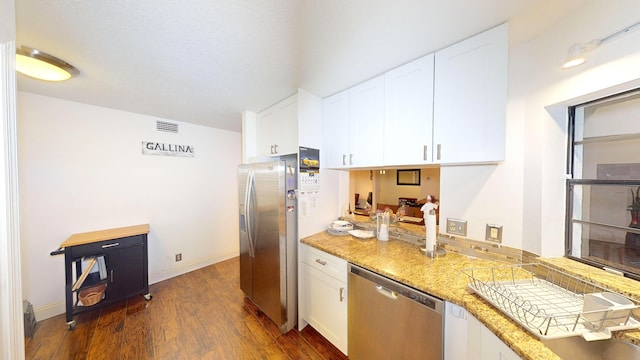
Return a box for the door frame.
[0,39,25,360]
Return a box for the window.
[566,89,640,280]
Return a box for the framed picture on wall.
[397,169,421,186]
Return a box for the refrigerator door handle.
[245,170,256,258]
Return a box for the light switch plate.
[485,224,503,243]
[446,218,467,236]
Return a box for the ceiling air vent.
[156,121,178,133]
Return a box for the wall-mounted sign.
[299,146,320,191]
[142,142,194,157]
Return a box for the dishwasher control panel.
[349,264,442,311]
[406,292,437,308]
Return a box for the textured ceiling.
[15,0,589,132]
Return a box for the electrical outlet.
[446,218,467,236]
[175,253,182,262]
[485,224,503,243]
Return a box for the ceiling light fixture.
[16,46,79,81]
[561,20,640,69]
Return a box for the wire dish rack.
[462,263,640,341]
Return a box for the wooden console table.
[50,224,151,329]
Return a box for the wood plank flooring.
[25,257,348,360]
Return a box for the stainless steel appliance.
[348,264,444,359]
[238,155,297,333]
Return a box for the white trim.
[0,40,25,360]
[32,301,65,323]
[34,252,239,321]
[149,252,237,285]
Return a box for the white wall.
[0,0,14,42]
[439,0,640,255]
[18,92,241,320]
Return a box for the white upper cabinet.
[322,90,351,169]
[257,94,298,158]
[433,23,508,164]
[320,23,508,168]
[348,75,385,168]
[384,54,435,166]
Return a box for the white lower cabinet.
[299,244,348,355]
[445,302,521,360]
[478,317,521,360]
[445,302,471,360]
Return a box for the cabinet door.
[301,263,348,355]
[444,302,470,359]
[257,105,278,157]
[105,241,146,301]
[461,309,521,360]
[257,94,298,157]
[349,75,385,168]
[477,316,521,360]
[384,54,435,166]
[433,23,508,164]
[322,90,350,169]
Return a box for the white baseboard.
[33,301,66,323]
[34,252,239,321]
[149,251,238,284]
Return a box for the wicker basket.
[78,283,106,306]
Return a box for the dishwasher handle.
[375,285,399,300]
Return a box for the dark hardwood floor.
[25,257,348,360]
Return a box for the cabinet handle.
[423,145,428,161]
[102,242,119,249]
[437,144,442,161]
[110,270,114,283]
[349,154,353,165]
[342,154,346,166]
[339,287,345,302]
[270,145,274,154]
[315,258,326,266]
[273,144,279,154]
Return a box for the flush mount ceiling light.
[16,46,79,81]
[562,20,640,69]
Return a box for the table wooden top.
[60,224,149,248]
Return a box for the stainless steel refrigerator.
[238,154,297,333]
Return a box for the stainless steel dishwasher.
[348,264,444,360]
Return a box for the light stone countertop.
[301,228,640,360]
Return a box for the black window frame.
[565,88,640,281]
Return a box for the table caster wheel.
[143,293,152,301]
[67,321,76,330]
